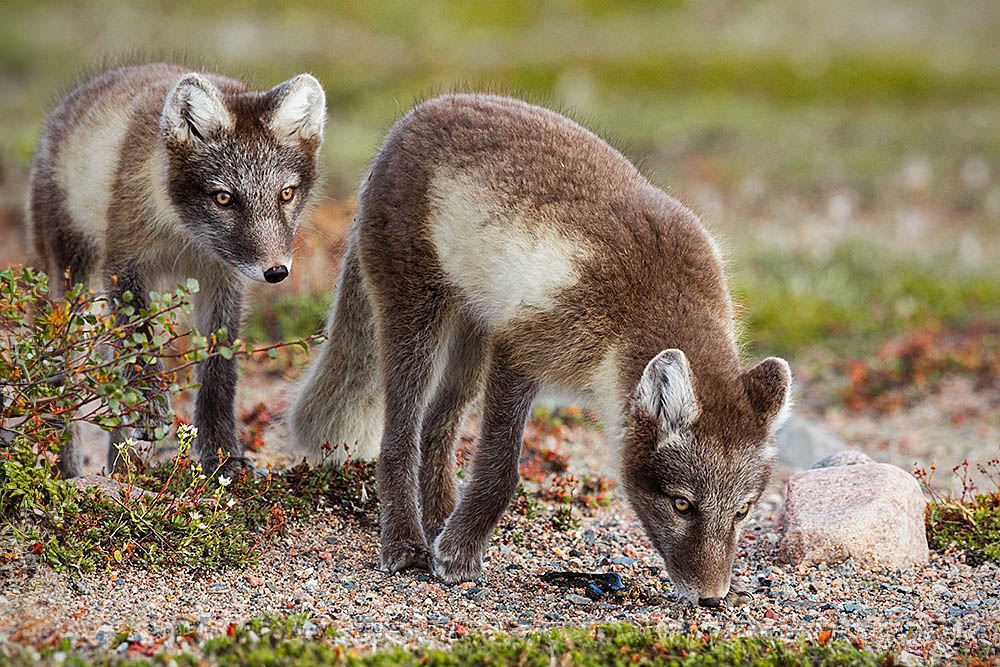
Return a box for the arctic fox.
[28,63,326,478]
[291,94,791,606]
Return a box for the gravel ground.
[1,374,998,663]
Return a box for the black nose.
[264,265,288,283]
[698,596,723,608]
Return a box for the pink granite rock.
[777,463,929,568]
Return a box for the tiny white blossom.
[218,475,232,487]
[189,511,202,521]
[198,522,207,530]
[226,497,236,508]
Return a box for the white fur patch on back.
[427,168,587,328]
[57,106,132,241]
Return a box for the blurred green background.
[1,0,999,360]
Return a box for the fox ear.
[741,356,792,434]
[161,73,233,146]
[268,74,326,145]
[633,349,700,433]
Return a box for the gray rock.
[774,416,846,470]
[777,463,929,569]
[566,593,592,605]
[811,450,875,469]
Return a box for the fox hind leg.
[418,313,489,543]
[374,283,453,574]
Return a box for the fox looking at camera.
[291,94,791,607]
[28,63,326,478]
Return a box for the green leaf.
[122,290,133,303]
[186,278,200,294]
[113,550,123,563]
[218,346,233,360]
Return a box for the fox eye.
[735,502,751,520]
[280,186,296,203]
[213,191,233,207]
[672,496,691,515]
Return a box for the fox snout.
[237,256,293,283]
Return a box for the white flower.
[226,498,236,508]
[198,522,207,530]
[218,475,232,487]
[189,511,202,521]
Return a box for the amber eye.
[280,186,296,203]
[214,191,233,207]
[735,503,751,520]
[672,497,691,514]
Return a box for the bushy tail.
[289,235,383,464]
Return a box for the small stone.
[897,651,923,667]
[71,580,92,596]
[566,593,591,605]
[582,530,596,546]
[611,556,635,566]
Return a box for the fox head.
[159,72,326,283]
[620,349,791,607]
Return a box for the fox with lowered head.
[29,63,326,478]
[291,94,792,607]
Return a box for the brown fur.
[295,93,790,605]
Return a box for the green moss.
[0,622,911,666]
[927,491,1000,565]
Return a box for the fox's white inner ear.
[268,74,326,145]
[741,356,792,435]
[634,349,700,432]
[161,73,233,146]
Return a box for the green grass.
[927,491,1000,566]
[0,621,922,666]
[1,431,378,573]
[732,240,1000,357]
[1,0,998,206]
[243,292,331,343]
[923,460,1000,566]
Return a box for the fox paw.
[380,540,431,574]
[431,533,484,584]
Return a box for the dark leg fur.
[432,342,538,584]
[418,314,488,542]
[375,287,452,574]
[192,276,249,478]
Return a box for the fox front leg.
[432,349,538,584]
[191,275,249,477]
